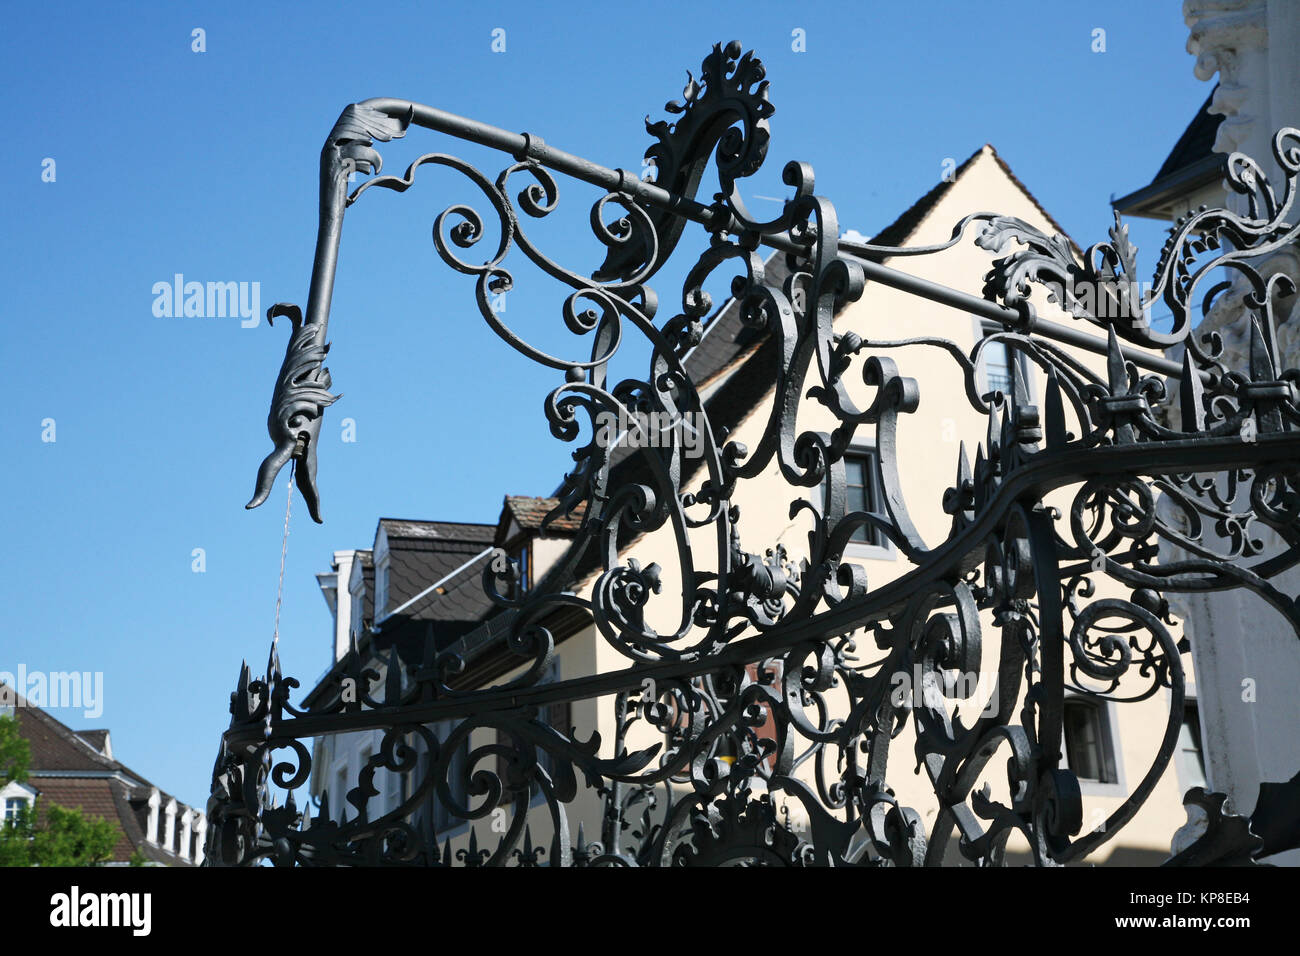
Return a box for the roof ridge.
[2,682,121,773]
[982,145,1082,257]
[867,143,1081,260]
[2,682,183,802]
[862,143,987,252]
[379,515,496,522]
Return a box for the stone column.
[1173,0,1300,864]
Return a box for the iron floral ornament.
[218,42,1300,866]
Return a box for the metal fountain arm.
[247,81,1289,522]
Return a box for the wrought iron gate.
[209,42,1300,866]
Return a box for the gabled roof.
[353,146,1089,693]
[1,685,197,865]
[848,143,1080,259]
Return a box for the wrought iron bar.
[360,96,1208,383]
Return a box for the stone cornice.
[1185,0,1269,154]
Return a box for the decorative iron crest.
[216,43,1300,866]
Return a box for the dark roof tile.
[379,518,496,542]
[2,685,198,865]
[500,496,586,537]
[1156,88,1224,180]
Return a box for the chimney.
[319,550,360,663]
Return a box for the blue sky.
[0,1,1216,808]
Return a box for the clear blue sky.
[0,1,1215,808]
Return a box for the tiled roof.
[116,783,201,865]
[374,522,496,626]
[29,777,186,865]
[12,699,123,774]
[682,254,793,391]
[500,496,586,537]
[29,777,134,862]
[2,684,198,865]
[379,518,496,542]
[383,546,495,625]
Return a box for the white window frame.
[833,440,895,562]
[1061,690,1127,798]
[1,779,37,827]
[3,795,30,824]
[970,317,1036,403]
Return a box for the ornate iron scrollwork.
[214,42,1300,866]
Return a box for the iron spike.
[1044,367,1067,447]
[1180,348,1206,432]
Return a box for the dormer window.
[178,808,193,861]
[4,796,28,825]
[192,812,208,866]
[163,798,177,853]
[146,788,161,844]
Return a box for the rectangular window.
[984,338,1015,395]
[843,448,885,548]
[977,326,1034,401]
[1178,701,1207,792]
[516,545,531,595]
[1063,696,1118,783]
[434,722,469,834]
[334,765,349,823]
[5,796,28,825]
